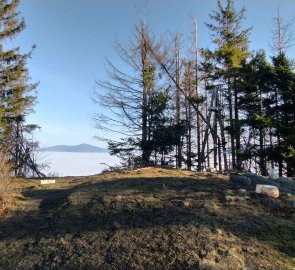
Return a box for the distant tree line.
[94,0,295,177]
[0,0,44,177]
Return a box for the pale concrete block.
[40,179,56,185]
[256,184,279,198]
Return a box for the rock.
[206,167,217,173]
[225,195,235,202]
[286,195,295,208]
[238,189,248,195]
[278,187,294,194]
[259,196,281,210]
[231,175,252,186]
[276,177,295,194]
[243,172,291,194]
[216,228,223,235]
[224,189,235,196]
[287,199,295,208]
[183,200,190,207]
[256,184,279,198]
[278,176,293,182]
[244,172,267,184]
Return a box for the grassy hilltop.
[0,167,294,270]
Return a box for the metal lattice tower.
[200,87,228,171]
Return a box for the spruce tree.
[239,51,273,175]
[0,0,39,176]
[206,0,251,169]
[272,53,295,176]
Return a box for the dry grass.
[0,167,294,270]
[0,151,32,215]
[0,151,13,212]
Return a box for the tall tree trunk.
[184,61,193,170]
[274,87,283,176]
[187,89,192,171]
[186,103,192,170]
[193,17,202,171]
[219,113,228,171]
[141,27,149,164]
[175,35,182,169]
[258,89,267,176]
[259,127,267,175]
[218,136,222,171]
[234,80,241,170]
[228,78,236,169]
[14,120,20,176]
[213,112,218,169]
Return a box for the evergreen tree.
[206,0,251,169]
[0,0,41,177]
[95,2,295,176]
[238,51,295,177]
[239,51,273,175]
[272,53,295,176]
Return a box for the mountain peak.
[40,144,108,153]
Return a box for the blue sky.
[13,0,295,148]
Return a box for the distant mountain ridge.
[40,143,108,153]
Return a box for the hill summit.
[0,167,294,269]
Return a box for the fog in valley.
[40,152,120,177]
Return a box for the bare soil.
[0,167,294,270]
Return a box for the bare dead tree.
[10,124,46,178]
[144,32,220,171]
[93,23,176,166]
[183,61,194,170]
[271,9,295,55]
[174,34,182,169]
[93,25,150,138]
[192,16,202,171]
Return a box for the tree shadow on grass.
[0,176,294,260]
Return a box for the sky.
[11,0,295,148]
